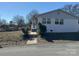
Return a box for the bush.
[0,45,3,48]
[38,23,47,36]
[21,27,29,36]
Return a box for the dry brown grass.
[0,31,28,47]
[0,31,52,47]
[0,31,23,42]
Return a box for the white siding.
[37,11,79,32]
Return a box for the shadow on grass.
[22,34,30,40]
[22,34,38,41]
[40,34,54,43]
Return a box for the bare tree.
[0,18,7,26]
[9,21,15,27]
[26,10,39,30]
[0,18,3,26]
[12,15,25,29]
[1,19,7,25]
[63,4,73,13]
[27,10,39,23]
[62,4,79,16]
[0,19,9,31]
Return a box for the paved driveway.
[0,43,79,56]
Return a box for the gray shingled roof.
[37,9,79,19]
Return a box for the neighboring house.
[31,9,79,33]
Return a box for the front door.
[31,24,37,32]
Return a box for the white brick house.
[31,9,79,33]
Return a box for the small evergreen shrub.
[38,23,47,36]
[21,27,29,36]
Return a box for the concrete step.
[28,31,38,35]
[26,38,38,44]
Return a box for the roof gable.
[37,9,79,19]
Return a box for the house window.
[32,29,37,32]
[55,19,64,25]
[47,18,51,24]
[50,30,53,32]
[60,19,64,25]
[42,18,46,24]
[55,19,59,24]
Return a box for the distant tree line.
[0,10,39,32]
[0,15,26,32]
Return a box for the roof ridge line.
[37,9,79,19]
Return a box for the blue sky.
[0,2,79,22]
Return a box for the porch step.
[26,38,38,44]
[28,31,38,35]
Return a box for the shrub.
[38,23,47,36]
[21,27,29,35]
